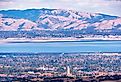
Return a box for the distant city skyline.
[0,0,121,16]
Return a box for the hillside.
[0,8,121,32]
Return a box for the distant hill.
[0,8,121,33]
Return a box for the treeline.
[0,30,121,39]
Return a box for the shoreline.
[1,38,121,43]
[0,52,121,55]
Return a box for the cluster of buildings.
[0,53,121,81]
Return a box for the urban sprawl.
[0,53,121,82]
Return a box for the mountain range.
[0,8,121,32]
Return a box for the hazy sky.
[0,0,121,16]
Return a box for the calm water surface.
[0,41,121,53]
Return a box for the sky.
[0,0,121,16]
